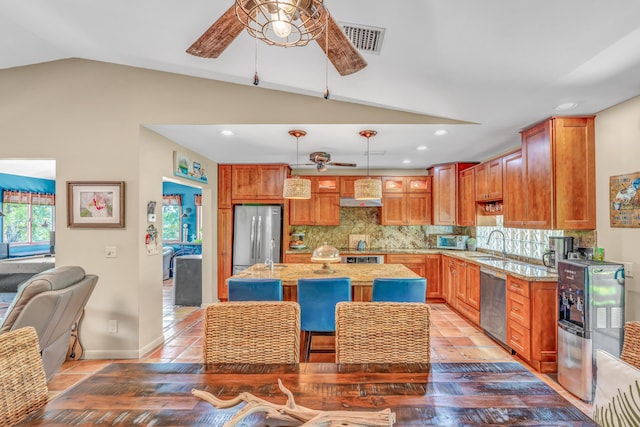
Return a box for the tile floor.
[45,280,593,418]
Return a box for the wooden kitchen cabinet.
[515,116,596,230]
[475,157,503,201]
[339,176,365,197]
[425,254,442,299]
[218,164,232,209]
[451,258,480,325]
[216,208,232,301]
[387,254,426,277]
[283,252,312,263]
[381,176,431,193]
[387,253,441,301]
[506,275,558,373]
[380,177,432,225]
[231,164,288,202]
[503,150,527,228]
[289,177,340,225]
[431,162,477,226]
[458,167,476,226]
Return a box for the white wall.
[595,96,640,320]
[0,59,443,358]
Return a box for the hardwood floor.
[45,279,593,418]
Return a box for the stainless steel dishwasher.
[480,267,508,347]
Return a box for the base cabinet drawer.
[508,321,531,360]
[456,300,480,326]
[507,292,531,328]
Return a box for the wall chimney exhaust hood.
[339,197,383,208]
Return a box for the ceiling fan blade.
[328,162,357,167]
[314,15,368,76]
[186,5,244,58]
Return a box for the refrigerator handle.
[250,216,256,262]
[257,215,263,260]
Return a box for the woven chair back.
[335,302,431,364]
[621,321,640,370]
[203,301,300,364]
[227,278,283,301]
[0,327,48,426]
[371,277,427,302]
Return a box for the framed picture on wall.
[67,181,125,228]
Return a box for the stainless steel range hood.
[339,197,383,208]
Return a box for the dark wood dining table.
[21,362,597,426]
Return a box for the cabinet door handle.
[513,306,520,312]
[513,335,521,341]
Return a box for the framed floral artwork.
[67,181,125,228]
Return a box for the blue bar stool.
[371,277,427,303]
[297,277,351,362]
[227,278,283,301]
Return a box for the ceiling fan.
[186,1,368,76]
[303,151,356,172]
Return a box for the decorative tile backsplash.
[290,209,596,263]
[289,207,454,250]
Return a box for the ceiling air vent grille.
[340,23,385,55]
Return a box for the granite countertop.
[228,263,420,286]
[285,248,558,281]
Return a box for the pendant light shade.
[354,130,382,200]
[283,177,312,199]
[283,130,312,199]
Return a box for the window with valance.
[1,190,55,244]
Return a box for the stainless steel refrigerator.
[557,259,625,402]
[232,205,282,275]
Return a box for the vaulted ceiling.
[2,1,640,175]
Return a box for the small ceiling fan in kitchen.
[302,151,356,172]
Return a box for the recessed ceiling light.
[402,159,412,164]
[434,129,448,136]
[554,102,578,111]
[416,145,429,151]
[220,130,234,136]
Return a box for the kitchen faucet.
[487,230,507,258]
[264,239,275,271]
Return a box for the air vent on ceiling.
[340,23,385,55]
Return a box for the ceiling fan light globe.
[272,19,292,38]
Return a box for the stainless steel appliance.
[557,259,625,402]
[232,205,282,274]
[436,235,469,250]
[340,255,384,264]
[542,236,574,271]
[480,267,508,347]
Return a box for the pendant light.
[283,130,312,199]
[354,130,382,200]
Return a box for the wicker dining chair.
[620,321,640,370]
[335,302,431,364]
[203,301,300,364]
[0,326,48,426]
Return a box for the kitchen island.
[228,263,420,302]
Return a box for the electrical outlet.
[108,319,118,333]
[105,246,117,258]
[623,262,634,278]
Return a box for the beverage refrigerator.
[232,205,282,275]
[557,259,625,402]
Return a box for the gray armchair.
[0,266,98,380]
